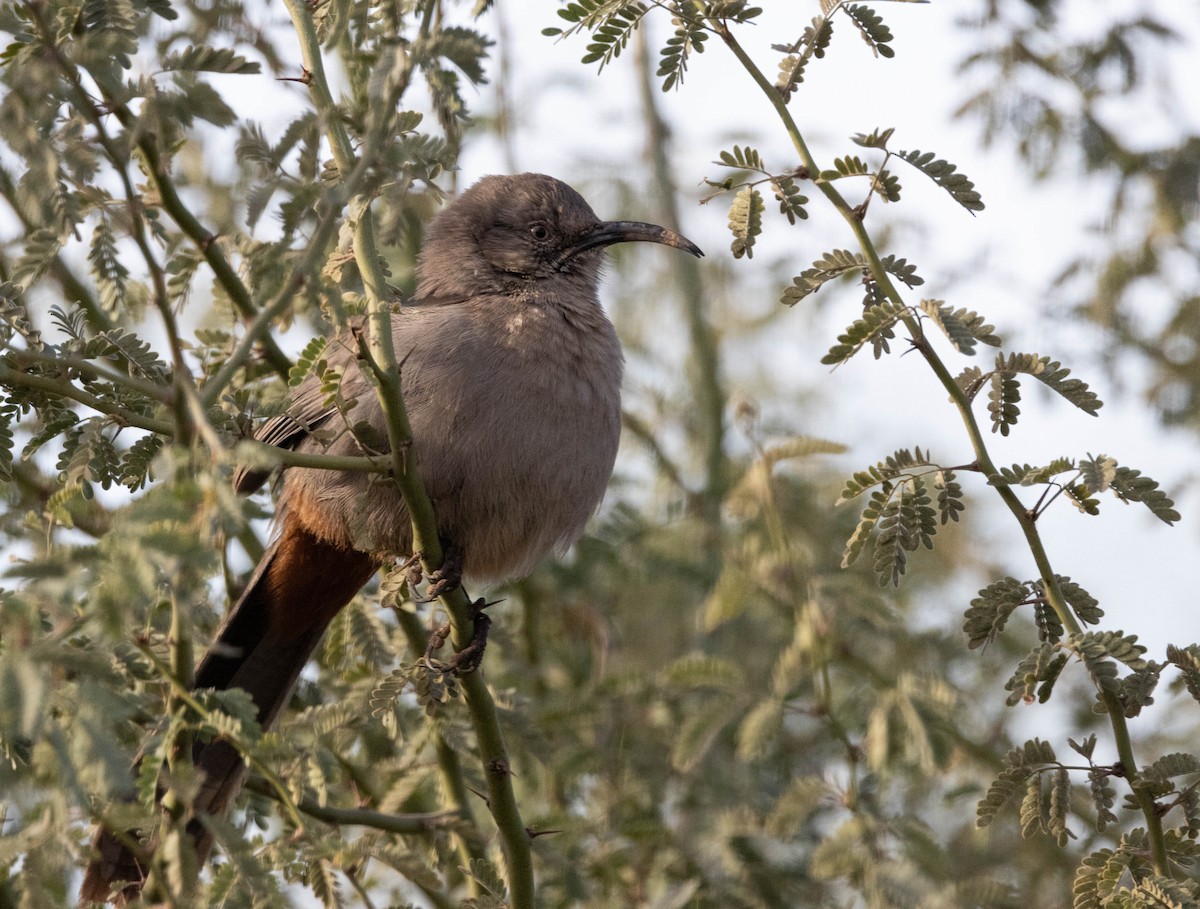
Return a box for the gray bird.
[81,172,702,902]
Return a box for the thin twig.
[0,363,175,435]
[244,777,457,835]
[7,348,173,403]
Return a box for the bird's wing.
[232,374,343,495]
[232,306,464,496]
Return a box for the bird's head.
[415,173,703,300]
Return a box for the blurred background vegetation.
[1,0,1198,906]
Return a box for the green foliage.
[843,4,895,59]
[837,448,951,585]
[1058,577,1104,626]
[161,45,261,74]
[1071,630,1148,693]
[0,0,513,902]
[955,7,1199,431]
[872,167,901,202]
[717,143,765,172]
[820,154,871,182]
[12,226,64,289]
[918,300,1001,355]
[782,248,867,304]
[290,336,330,388]
[878,253,924,288]
[770,174,809,223]
[782,249,922,308]
[934,468,963,524]
[1167,645,1200,705]
[87,218,131,316]
[976,739,1056,828]
[657,10,709,91]
[995,458,1076,486]
[552,1,649,70]
[726,185,763,258]
[963,577,1031,650]
[997,352,1103,416]
[896,149,985,212]
[852,126,896,149]
[824,297,909,365]
[773,15,833,100]
[1107,464,1181,525]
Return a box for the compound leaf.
[919,300,1001,355]
[896,148,985,212]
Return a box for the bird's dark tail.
[80,521,376,904]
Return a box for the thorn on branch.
[278,67,312,85]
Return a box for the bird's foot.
[406,543,463,604]
[425,598,493,676]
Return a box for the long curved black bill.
[558,220,704,268]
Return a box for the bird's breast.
[414,299,624,580]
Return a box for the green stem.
[0,165,113,333]
[135,642,310,833]
[238,440,391,476]
[8,461,113,537]
[712,21,1171,878]
[244,777,457,835]
[26,9,204,446]
[115,114,293,381]
[396,608,486,895]
[155,594,198,897]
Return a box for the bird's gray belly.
[417,369,621,581]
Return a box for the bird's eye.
[530,224,549,241]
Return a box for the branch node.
[486,758,511,779]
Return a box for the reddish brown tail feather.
[80,521,376,904]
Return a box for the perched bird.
[81,172,702,902]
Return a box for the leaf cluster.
[837,447,963,586]
[988,454,1179,525]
